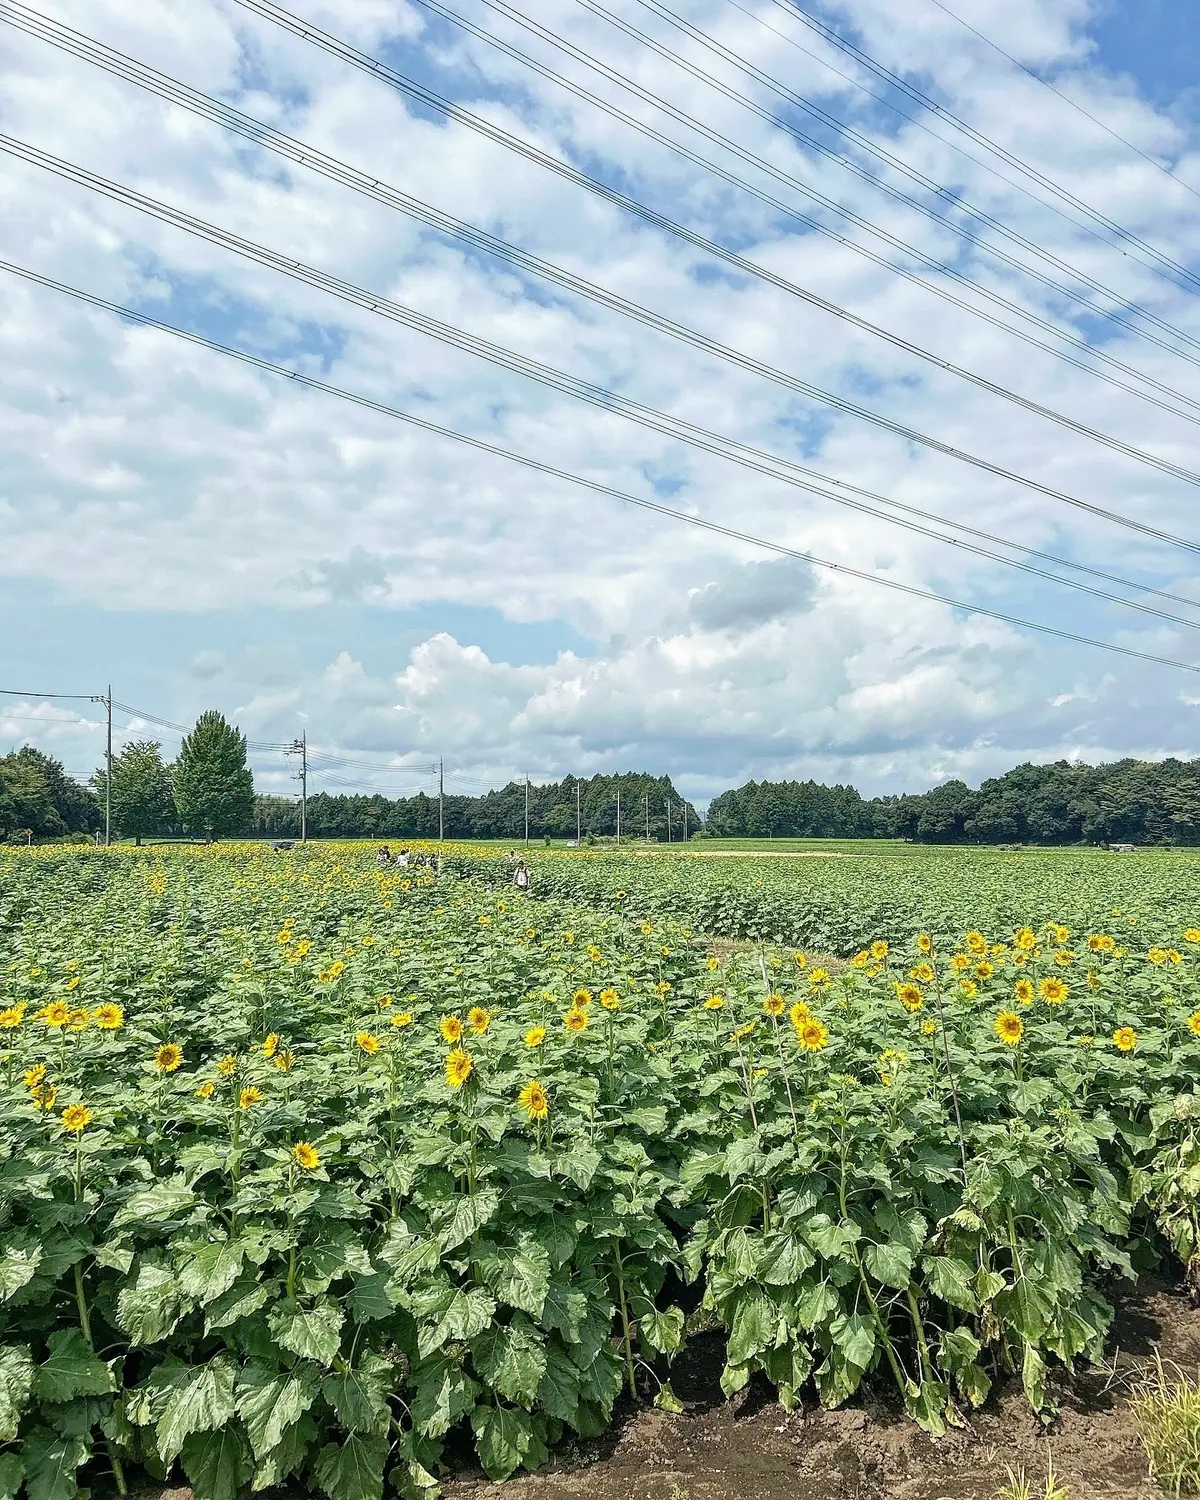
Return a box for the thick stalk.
[612,1245,637,1398]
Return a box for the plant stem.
[612,1244,637,1399]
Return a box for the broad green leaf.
[181,1425,253,1500]
[0,1451,23,1500]
[409,1355,480,1440]
[116,1264,186,1346]
[923,1256,977,1312]
[535,1343,581,1424]
[864,1241,914,1290]
[757,1233,815,1287]
[438,1188,500,1253]
[719,1362,750,1398]
[557,1143,601,1190]
[178,1239,246,1305]
[1022,1342,1047,1415]
[477,1236,551,1319]
[0,1345,34,1443]
[33,1330,114,1404]
[21,1428,89,1500]
[314,1433,388,1500]
[251,1415,317,1492]
[829,1313,875,1370]
[637,1305,685,1355]
[237,1365,318,1459]
[540,1280,589,1343]
[205,1278,272,1334]
[471,1319,547,1406]
[156,1356,238,1464]
[470,1404,532,1481]
[418,1286,496,1358]
[110,1180,196,1232]
[268,1298,344,1367]
[0,1236,41,1302]
[725,1290,776,1365]
[321,1365,391,1435]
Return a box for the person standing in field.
[512,858,530,893]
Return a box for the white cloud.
[1,0,1199,804]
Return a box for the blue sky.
[1,0,1198,807]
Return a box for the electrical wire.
[406,0,1200,367]
[579,0,1200,335]
[6,14,1198,486]
[5,256,1200,678]
[922,0,1200,202]
[772,0,1200,295]
[10,136,1200,571]
[221,0,1200,405]
[0,685,101,699]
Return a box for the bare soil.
[443,1280,1200,1500]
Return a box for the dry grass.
[1130,1356,1200,1496]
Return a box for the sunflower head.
[445,1048,474,1090]
[354,1032,381,1055]
[518,1079,549,1121]
[467,1006,491,1035]
[293,1141,320,1170]
[1112,1026,1138,1053]
[572,989,593,1008]
[274,1049,295,1071]
[391,1011,414,1028]
[439,1016,463,1044]
[60,1104,92,1134]
[704,995,726,1011]
[796,1018,829,1052]
[41,1002,71,1029]
[239,1086,264,1109]
[0,1004,25,1029]
[195,1081,216,1099]
[154,1043,183,1073]
[706,956,720,971]
[870,940,888,961]
[599,989,620,1011]
[524,1025,547,1047]
[262,1033,280,1058]
[763,993,786,1017]
[216,1054,238,1076]
[965,931,987,955]
[916,933,933,955]
[563,1007,589,1035]
[1188,1010,1200,1038]
[1014,926,1037,952]
[23,1063,46,1089]
[93,1003,123,1030]
[1038,976,1068,1005]
[994,1011,1024,1046]
[1015,978,1034,1004]
[895,983,924,1013]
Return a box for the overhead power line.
[5,258,1200,678]
[5,16,1197,482]
[9,136,1200,564]
[773,0,1200,297]
[0,685,100,700]
[402,0,1200,371]
[921,0,1200,201]
[212,0,1200,416]
[578,0,1200,330]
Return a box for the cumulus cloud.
[0,0,1198,804]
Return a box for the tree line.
[706,758,1200,845]
[7,710,1200,845]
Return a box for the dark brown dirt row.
[443,1281,1200,1500]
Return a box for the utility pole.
[287,735,308,842]
[644,791,649,842]
[665,797,672,843]
[682,799,687,841]
[524,776,530,845]
[104,684,112,847]
[438,757,444,843]
[575,781,581,843]
[616,785,621,845]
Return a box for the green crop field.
[2,842,1199,1500]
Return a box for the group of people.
[375,845,439,872]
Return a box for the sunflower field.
[2,843,1200,1500]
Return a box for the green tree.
[92,741,175,845]
[173,711,254,839]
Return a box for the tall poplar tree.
[173,711,254,839]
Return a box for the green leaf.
[725,1290,776,1365]
[314,1433,388,1500]
[923,1256,977,1312]
[757,1233,814,1287]
[251,1415,317,1492]
[830,1313,875,1370]
[110,1180,197,1233]
[863,1240,914,1290]
[470,1404,532,1481]
[418,1286,496,1358]
[477,1236,551,1319]
[321,1365,391,1435]
[181,1425,253,1500]
[0,1345,34,1443]
[719,1362,750,1398]
[0,1451,23,1500]
[557,1142,601,1190]
[654,1382,684,1413]
[33,1330,114,1404]
[535,1344,582,1424]
[205,1278,272,1334]
[540,1280,589,1343]
[471,1319,547,1406]
[1022,1342,1047,1415]
[438,1188,500,1253]
[116,1264,186,1346]
[637,1305,685,1355]
[178,1240,247,1306]
[793,1280,839,1332]
[21,1427,89,1500]
[0,1234,42,1301]
[409,1354,480,1440]
[268,1298,344,1367]
[237,1365,319,1459]
[156,1357,238,1464]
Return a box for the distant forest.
[8,735,1200,846]
[252,772,701,843]
[706,758,1200,845]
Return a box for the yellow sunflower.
[524,1025,547,1047]
[292,1141,320,1170]
[599,989,620,1011]
[1038,976,1068,1005]
[391,1012,414,1028]
[1188,1010,1200,1038]
[1112,1026,1138,1053]
[467,1007,491,1035]
[916,933,933,954]
[518,1080,549,1121]
[60,1103,91,1134]
[763,993,786,1017]
[895,982,924,1013]
[870,940,888,961]
[239,1087,264,1109]
[445,1048,474,1089]
[1014,978,1034,1005]
[994,1011,1024,1046]
[563,1007,589,1035]
[195,1081,216,1100]
[93,1003,123,1030]
[704,995,725,1011]
[154,1043,183,1073]
[1014,926,1037,952]
[355,1032,381,1055]
[795,1018,830,1052]
[439,1015,463,1044]
[0,1004,25,1029]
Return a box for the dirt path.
[444,1280,1199,1500]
